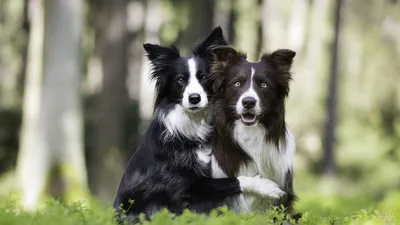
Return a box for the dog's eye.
[261,82,267,88]
[234,81,241,87]
[178,78,184,84]
[197,71,206,80]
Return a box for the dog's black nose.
[242,97,256,109]
[189,94,201,104]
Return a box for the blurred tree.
[303,0,330,102]
[0,0,25,107]
[213,0,232,42]
[0,0,27,176]
[16,0,45,210]
[41,0,88,203]
[89,0,129,202]
[235,0,260,61]
[262,0,289,51]
[139,0,162,124]
[126,0,144,102]
[18,0,31,95]
[177,0,214,54]
[125,0,145,160]
[17,0,88,210]
[286,0,308,54]
[323,0,343,175]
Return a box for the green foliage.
[0,194,399,225]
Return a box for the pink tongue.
[241,114,256,123]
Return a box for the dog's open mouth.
[240,113,258,126]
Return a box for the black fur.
[113,27,243,223]
[113,118,242,222]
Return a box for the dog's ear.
[261,49,296,72]
[143,43,180,81]
[143,43,180,96]
[261,49,295,98]
[209,46,245,94]
[193,26,228,56]
[211,46,245,65]
[143,43,180,63]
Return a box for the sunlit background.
[0,0,399,218]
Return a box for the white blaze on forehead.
[242,67,259,100]
[188,58,197,79]
[236,67,261,115]
[182,58,208,108]
[251,68,255,81]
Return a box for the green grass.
[1,193,398,225]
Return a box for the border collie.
[208,46,298,214]
[113,27,285,223]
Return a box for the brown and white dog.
[208,46,297,214]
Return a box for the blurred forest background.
[0,0,399,216]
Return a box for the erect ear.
[143,43,180,62]
[209,46,244,94]
[262,49,296,72]
[143,43,180,82]
[193,26,228,56]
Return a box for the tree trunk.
[17,0,31,96]
[41,0,88,201]
[261,0,288,51]
[323,0,343,175]
[292,0,330,123]
[306,0,330,64]
[139,0,162,123]
[286,0,308,54]
[213,0,231,42]
[177,0,214,55]
[234,0,260,61]
[90,0,128,202]
[0,1,26,107]
[17,0,87,210]
[16,0,45,211]
[126,0,145,101]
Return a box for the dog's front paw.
[238,176,285,199]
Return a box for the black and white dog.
[209,46,298,214]
[113,27,284,223]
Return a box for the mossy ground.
[1,191,398,225]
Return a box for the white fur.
[196,146,211,164]
[233,121,295,186]
[211,154,228,178]
[211,151,285,212]
[182,58,208,109]
[160,104,212,141]
[237,175,285,199]
[232,121,295,211]
[236,67,262,115]
[159,104,213,170]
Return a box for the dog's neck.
[158,104,211,142]
[211,109,287,177]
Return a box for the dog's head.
[143,27,228,113]
[210,46,295,126]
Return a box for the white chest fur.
[232,121,295,211]
[232,121,295,186]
